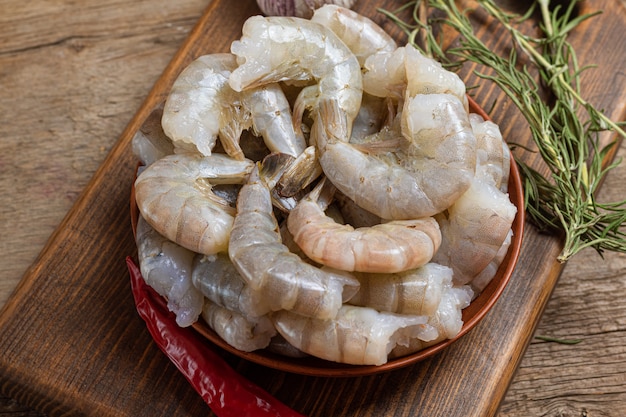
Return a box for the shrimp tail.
[276,146,324,198]
[258,152,295,189]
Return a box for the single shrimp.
[162,54,244,158]
[201,300,277,352]
[162,53,305,160]
[228,154,360,320]
[135,215,204,327]
[313,96,475,219]
[287,178,442,273]
[311,4,397,67]
[432,177,517,286]
[363,44,468,110]
[228,14,363,136]
[271,304,432,365]
[389,285,473,358]
[134,152,254,256]
[347,263,454,317]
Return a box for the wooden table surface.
[1,0,625,416]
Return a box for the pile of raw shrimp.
[132,5,517,366]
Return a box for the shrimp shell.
[363,44,468,110]
[432,178,517,286]
[134,152,254,255]
[389,285,474,358]
[272,305,431,365]
[228,160,360,319]
[311,4,397,67]
[347,263,454,316]
[162,54,243,158]
[135,215,204,327]
[287,179,442,273]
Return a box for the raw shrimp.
[275,145,323,198]
[192,253,249,315]
[363,44,468,109]
[470,229,513,293]
[228,155,360,319]
[162,53,243,158]
[201,300,276,352]
[287,179,442,273]
[193,251,297,319]
[389,285,473,358]
[243,83,307,157]
[432,177,517,286]
[135,215,204,327]
[470,113,510,192]
[347,263,454,317]
[228,14,362,135]
[271,304,432,365]
[162,53,305,160]
[134,152,254,256]
[311,4,397,67]
[313,96,475,219]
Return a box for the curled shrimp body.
[272,305,431,365]
[162,53,305,160]
[363,44,468,109]
[228,15,363,133]
[314,96,475,219]
[347,263,454,317]
[287,179,442,273]
[432,177,517,286]
[134,152,254,256]
[136,215,204,327]
[162,54,243,158]
[228,159,360,320]
[311,4,397,67]
[389,285,473,358]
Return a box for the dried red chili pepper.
[126,256,306,417]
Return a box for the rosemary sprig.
[381,0,626,262]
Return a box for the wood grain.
[0,0,625,416]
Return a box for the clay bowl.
[130,96,525,377]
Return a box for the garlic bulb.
[256,0,358,19]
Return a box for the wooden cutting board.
[1,1,625,416]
